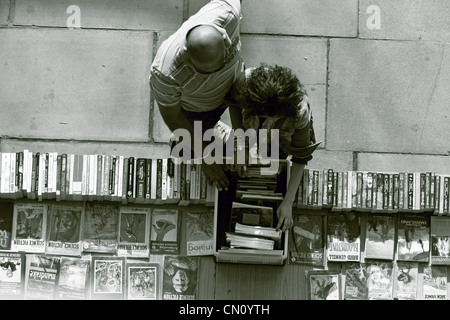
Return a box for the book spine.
[425,172,431,211]
[387,174,394,212]
[420,172,426,211]
[56,154,61,201]
[161,158,168,202]
[444,177,449,215]
[430,172,435,212]
[60,154,67,201]
[407,173,414,210]
[151,158,157,201]
[117,155,123,201]
[185,160,191,203]
[356,171,362,210]
[307,169,313,207]
[361,171,367,210]
[313,170,319,208]
[383,173,389,212]
[327,169,333,207]
[126,156,134,199]
[122,157,129,204]
[366,172,373,210]
[145,158,152,200]
[180,162,186,204]
[376,173,384,211]
[317,170,323,209]
[434,174,441,215]
[371,172,377,211]
[392,173,399,212]
[136,158,146,201]
[96,155,102,200]
[332,171,338,208]
[398,172,404,211]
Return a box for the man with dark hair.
[238,64,322,231]
[150,0,244,192]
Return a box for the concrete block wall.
[1,0,449,175]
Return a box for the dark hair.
[241,63,305,118]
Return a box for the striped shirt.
[150,0,244,112]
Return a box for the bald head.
[186,25,225,73]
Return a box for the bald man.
[150,0,244,192]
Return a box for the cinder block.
[359,0,450,42]
[357,153,450,175]
[188,0,209,18]
[152,101,172,144]
[0,0,9,25]
[14,0,183,30]
[241,0,358,37]
[0,28,153,142]
[241,35,327,85]
[0,139,171,160]
[304,150,354,172]
[327,39,450,154]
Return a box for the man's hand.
[276,199,294,232]
[202,160,229,192]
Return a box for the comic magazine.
[56,256,91,300]
[289,212,325,266]
[430,216,450,265]
[83,202,119,254]
[11,203,47,253]
[396,212,430,262]
[422,265,448,300]
[392,261,418,300]
[150,209,180,254]
[90,256,125,300]
[24,254,61,300]
[117,206,151,258]
[185,209,214,256]
[0,251,25,299]
[343,263,368,300]
[162,255,199,300]
[364,213,396,260]
[366,260,394,300]
[46,204,84,256]
[326,211,361,262]
[0,202,14,250]
[307,269,342,300]
[126,262,160,300]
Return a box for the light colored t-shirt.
[150,0,244,112]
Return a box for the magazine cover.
[430,216,450,265]
[0,202,14,250]
[150,209,180,254]
[11,203,47,253]
[117,206,151,258]
[326,211,361,262]
[392,261,418,300]
[422,265,448,300]
[396,212,430,262]
[185,209,214,256]
[343,263,368,300]
[162,255,199,300]
[0,251,25,299]
[307,270,342,300]
[56,256,90,300]
[126,262,160,300]
[83,202,119,254]
[364,213,396,260]
[24,254,61,300]
[46,204,84,256]
[289,212,325,266]
[366,260,393,300]
[91,256,125,300]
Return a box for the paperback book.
[326,211,361,262]
[56,256,90,300]
[0,202,14,250]
[392,261,418,300]
[422,265,448,300]
[82,202,119,254]
[225,232,275,250]
[288,212,325,266]
[46,204,84,256]
[396,212,430,262]
[11,203,47,253]
[364,213,396,260]
[185,209,214,256]
[0,251,25,299]
[343,262,368,300]
[24,254,61,300]
[90,256,125,300]
[150,208,180,254]
[430,216,450,265]
[162,255,199,300]
[126,262,160,300]
[366,260,393,300]
[117,206,151,258]
[230,201,274,229]
[307,269,342,300]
